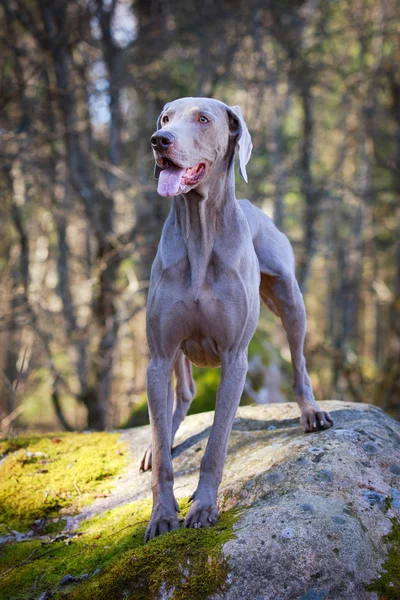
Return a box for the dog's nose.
[150,131,175,152]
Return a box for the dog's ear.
[227,105,252,183]
[154,102,171,178]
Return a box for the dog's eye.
[199,116,209,123]
[162,115,169,123]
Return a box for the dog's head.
[150,97,252,197]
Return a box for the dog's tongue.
[158,164,185,197]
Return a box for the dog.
[140,97,333,541]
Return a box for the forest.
[0,0,399,433]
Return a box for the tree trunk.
[39,2,121,429]
[298,86,319,293]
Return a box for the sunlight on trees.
[0,0,399,431]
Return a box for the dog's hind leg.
[171,350,196,441]
[140,350,196,472]
[239,200,333,432]
[260,270,333,432]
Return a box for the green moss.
[0,497,239,600]
[0,432,126,535]
[43,518,67,535]
[365,518,400,599]
[385,496,393,511]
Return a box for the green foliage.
[0,432,126,535]
[0,497,239,600]
[123,393,150,428]
[189,367,221,414]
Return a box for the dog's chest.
[149,221,260,358]
[176,270,259,365]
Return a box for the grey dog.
[140,97,333,542]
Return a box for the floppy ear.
[153,102,171,179]
[226,105,253,183]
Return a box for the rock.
[300,503,315,512]
[3,400,400,600]
[280,527,295,539]
[115,400,399,600]
[316,468,335,482]
[59,574,77,586]
[362,442,379,454]
[59,573,90,586]
[390,488,400,510]
[361,490,386,507]
[331,515,346,525]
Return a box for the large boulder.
[127,400,400,600]
[72,399,400,600]
[1,400,399,600]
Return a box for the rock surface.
[95,400,399,600]
[3,400,400,599]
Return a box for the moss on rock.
[0,432,126,535]
[0,497,239,600]
[0,431,239,599]
[365,518,400,599]
[4,402,398,600]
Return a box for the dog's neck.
[173,158,238,301]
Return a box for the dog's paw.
[183,500,219,529]
[301,406,333,433]
[139,444,152,472]
[145,511,179,542]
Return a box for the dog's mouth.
[156,158,206,197]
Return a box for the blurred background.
[0,0,399,433]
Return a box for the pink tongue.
[158,164,185,197]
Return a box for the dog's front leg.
[184,351,248,529]
[139,351,196,472]
[145,357,179,542]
